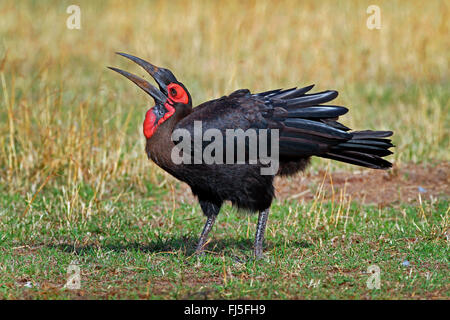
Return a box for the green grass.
[0,0,448,300]
[0,186,448,299]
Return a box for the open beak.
[108,66,167,104]
[108,52,178,101]
[109,53,178,139]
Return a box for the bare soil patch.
[172,162,449,206]
[276,162,449,206]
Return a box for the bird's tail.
[321,130,394,169]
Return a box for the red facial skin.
[167,83,189,104]
[143,83,187,139]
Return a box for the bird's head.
[109,52,192,139]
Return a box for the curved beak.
[107,66,167,104]
[109,53,180,139]
[113,52,177,95]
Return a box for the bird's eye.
[167,83,189,104]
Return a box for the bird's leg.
[254,208,270,258]
[195,214,216,255]
[195,200,221,255]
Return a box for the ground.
[0,163,448,299]
[175,162,449,206]
[0,1,449,299]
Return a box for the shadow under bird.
[109,52,394,258]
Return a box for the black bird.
[109,53,394,258]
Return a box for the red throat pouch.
[143,109,157,139]
[143,103,175,139]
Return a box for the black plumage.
[109,53,394,258]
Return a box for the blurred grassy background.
[0,1,448,300]
[0,0,448,196]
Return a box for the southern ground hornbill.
[109,52,394,258]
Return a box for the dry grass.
[0,1,448,299]
[0,1,448,196]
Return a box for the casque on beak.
[108,52,178,139]
[108,52,178,97]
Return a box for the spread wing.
[174,85,393,168]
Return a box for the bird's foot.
[194,239,210,256]
[194,248,206,257]
[253,247,265,260]
[231,254,246,264]
[252,253,269,262]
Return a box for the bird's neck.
[145,107,191,171]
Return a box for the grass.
[0,186,448,299]
[0,0,449,299]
